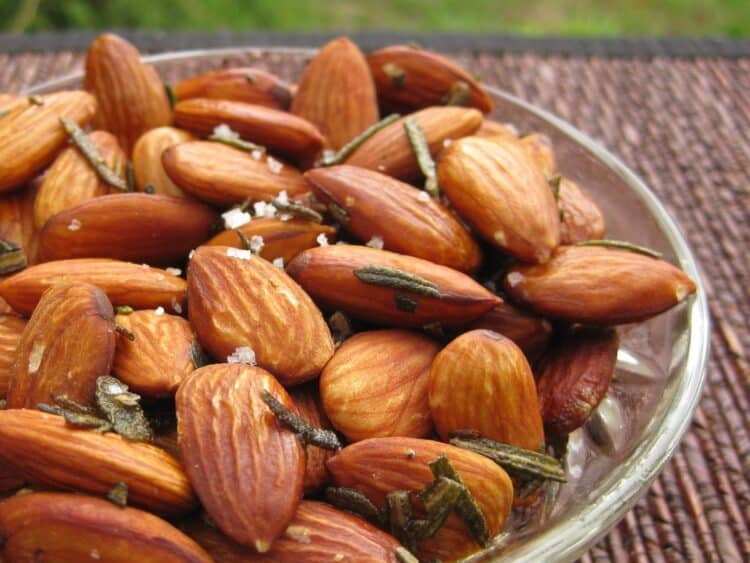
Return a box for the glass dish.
[25,47,711,562]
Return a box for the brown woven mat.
[2,48,749,562]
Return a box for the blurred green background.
[1,0,748,36]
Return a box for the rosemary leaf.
[115,324,136,341]
[386,490,417,553]
[272,198,323,223]
[126,161,136,192]
[324,487,384,527]
[394,547,420,563]
[246,72,256,83]
[382,63,406,89]
[318,113,400,166]
[164,84,177,109]
[575,239,663,259]
[548,175,561,200]
[394,294,418,313]
[28,95,45,106]
[442,81,470,106]
[95,376,153,442]
[414,476,463,538]
[0,240,27,275]
[353,265,440,298]
[328,202,350,225]
[115,305,134,315]
[235,229,253,251]
[37,398,112,433]
[0,109,10,119]
[260,390,341,450]
[60,118,128,192]
[107,481,129,508]
[208,132,266,154]
[191,338,210,369]
[403,117,440,198]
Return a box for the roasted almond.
[132,126,196,197]
[286,244,500,327]
[321,329,438,442]
[291,36,379,150]
[173,67,293,110]
[305,165,482,272]
[466,302,552,361]
[0,409,196,514]
[0,94,27,113]
[0,314,26,397]
[503,245,697,325]
[174,98,325,163]
[367,45,493,113]
[0,258,186,317]
[0,492,211,562]
[0,187,36,258]
[84,33,172,153]
[438,136,561,263]
[558,177,606,244]
[38,193,216,265]
[7,282,115,408]
[177,364,305,552]
[188,245,333,384]
[163,141,308,206]
[288,382,334,494]
[519,133,557,179]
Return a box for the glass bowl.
[25,47,711,562]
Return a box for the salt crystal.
[28,341,44,374]
[249,235,265,254]
[165,267,182,276]
[251,149,263,161]
[227,346,256,365]
[279,213,292,221]
[188,249,196,260]
[506,272,524,287]
[222,208,252,229]
[377,164,386,171]
[285,525,311,544]
[316,233,329,247]
[67,218,81,231]
[213,123,240,141]
[272,257,284,269]
[267,156,283,174]
[227,248,252,261]
[253,201,277,218]
[366,235,384,249]
[90,549,101,560]
[417,191,430,203]
[276,190,289,205]
[171,297,183,314]
[443,138,453,148]
[141,263,150,270]
[154,306,165,316]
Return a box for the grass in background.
[1,0,749,36]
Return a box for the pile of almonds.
[0,33,697,562]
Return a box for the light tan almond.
[558,177,606,244]
[0,314,26,396]
[132,126,196,197]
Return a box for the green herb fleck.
[107,481,128,507]
[318,113,400,166]
[354,265,440,298]
[60,118,128,192]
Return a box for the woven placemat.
[1,45,748,562]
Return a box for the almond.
[177,364,305,552]
[429,329,545,451]
[367,45,493,113]
[0,94,27,113]
[286,244,500,327]
[0,464,24,494]
[113,310,195,397]
[558,177,606,244]
[475,119,519,141]
[536,327,619,435]
[38,193,216,265]
[305,165,482,272]
[173,67,293,110]
[132,126,196,197]
[0,409,196,514]
[0,90,97,193]
[0,314,25,397]
[7,282,115,408]
[0,182,38,266]
[291,37,379,150]
[438,136,561,263]
[518,133,557,178]
[163,141,308,206]
[327,436,513,561]
[466,302,552,361]
[173,98,325,163]
[503,245,697,325]
[345,106,482,182]
[84,33,172,154]
[188,246,333,384]
[288,382,334,494]
[33,130,126,229]
[321,330,438,442]
[0,258,186,317]
[0,492,211,562]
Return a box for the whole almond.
[0,409,196,514]
[429,329,545,451]
[367,45,493,113]
[84,33,172,153]
[346,106,482,182]
[558,177,606,244]
[0,314,26,396]
[288,382,334,494]
[0,183,38,266]
[174,98,325,163]
[0,90,97,193]
[291,36,379,150]
[321,329,439,441]
[188,246,333,384]
[33,130,126,229]
[7,282,115,408]
[327,436,513,561]
[438,136,561,263]
[177,364,305,552]
[38,193,216,265]
[286,244,500,327]
[305,165,482,272]
[173,67,293,110]
[0,492,211,562]
[0,258,186,317]
[503,245,697,325]
[467,302,552,361]
[132,126,196,197]
[113,310,195,397]
[163,141,308,206]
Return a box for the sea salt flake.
[90,549,101,560]
[251,149,263,161]
[67,218,81,231]
[506,272,524,287]
[141,263,150,270]
[28,341,44,374]
[165,267,182,276]
[417,191,430,203]
[443,138,453,148]
[227,248,253,261]
[188,250,196,260]
[366,235,384,249]
[227,346,256,365]
[222,208,252,229]
[253,201,277,218]
[316,233,329,247]
[154,306,165,316]
[212,123,240,141]
[171,297,183,314]
[284,525,311,544]
[272,257,284,269]
[267,156,283,174]
[249,235,265,254]
[276,190,289,205]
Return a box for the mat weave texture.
[1,43,748,562]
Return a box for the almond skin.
[0,314,26,396]
[503,245,698,325]
[286,244,500,327]
[33,130,126,229]
[7,282,115,408]
[475,119,519,141]
[291,36,379,150]
[558,177,606,244]
[0,492,211,562]
[188,246,333,384]
[38,193,216,265]
[163,141,308,206]
[0,94,27,113]
[173,67,293,110]
[305,165,482,272]
[346,106,482,182]
[0,90,97,193]
[429,329,545,451]
[0,183,38,265]
[132,126,196,197]
[113,310,195,397]
[367,45,493,113]
[84,33,172,154]
[177,364,305,552]
[320,329,439,442]
[438,136,561,263]
[327,436,513,561]
[466,302,552,361]
[519,133,557,179]
[174,98,325,163]
[288,382,334,494]
[0,258,186,317]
